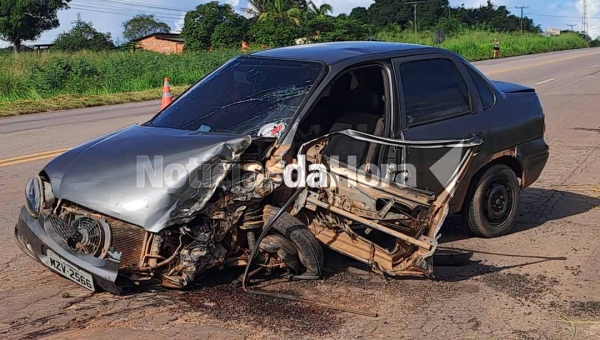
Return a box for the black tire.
[263,206,324,278]
[463,164,520,238]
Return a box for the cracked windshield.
[150,57,323,137]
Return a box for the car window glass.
[464,63,495,110]
[151,57,323,136]
[400,59,470,126]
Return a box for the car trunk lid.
[493,80,535,93]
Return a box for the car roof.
[251,41,432,65]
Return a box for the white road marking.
[589,64,599,68]
[535,78,556,85]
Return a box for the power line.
[85,0,190,12]
[75,2,185,18]
[582,0,589,33]
[405,1,425,39]
[530,13,600,20]
[515,6,529,35]
[567,23,577,31]
[70,4,183,21]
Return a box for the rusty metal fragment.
[293,129,482,277]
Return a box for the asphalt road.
[1,48,600,340]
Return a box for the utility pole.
[582,0,589,34]
[515,6,529,35]
[567,24,577,32]
[406,1,425,40]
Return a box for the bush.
[376,29,588,61]
[0,49,242,100]
[0,30,590,105]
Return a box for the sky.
[1,0,598,48]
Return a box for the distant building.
[546,28,561,36]
[32,43,54,54]
[134,33,184,54]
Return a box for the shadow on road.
[440,187,600,242]
[120,188,599,294]
[433,248,567,283]
[572,127,600,133]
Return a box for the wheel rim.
[483,181,513,226]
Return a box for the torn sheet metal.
[295,129,482,277]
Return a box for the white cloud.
[174,13,186,33]
[575,0,600,36]
[312,0,373,15]
[225,0,240,8]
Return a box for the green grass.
[0,86,188,117]
[0,31,591,116]
[377,30,589,61]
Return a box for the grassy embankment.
[378,30,589,61]
[0,31,589,116]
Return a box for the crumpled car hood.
[43,124,251,233]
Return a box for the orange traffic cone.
[160,77,173,110]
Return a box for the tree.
[54,20,114,52]
[182,1,238,50]
[308,1,333,19]
[211,15,250,48]
[249,18,299,47]
[302,17,335,40]
[349,7,369,23]
[320,18,370,42]
[123,15,170,41]
[258,0,303,25]
[0,0,71,53]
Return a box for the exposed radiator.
[107,218,147,270]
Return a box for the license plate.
[43,250,95,291]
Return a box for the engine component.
[147,234,163,267]
[109,218,147,270]
[67,216,109,257]
[241,205,263,230]
[161,224,225,288]
[46,215,111,258]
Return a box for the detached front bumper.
[14,205,122,294]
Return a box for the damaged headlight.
[25,177,42,218]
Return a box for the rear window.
[465,63,495,110]
[399,59,470,126]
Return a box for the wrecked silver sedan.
[14,42,547,293]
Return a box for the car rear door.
[390,54,491,193]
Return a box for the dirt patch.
[482,273,559,302]
[564,265,583,276]
[180,284,343,336]
[513,330,540,340]
[568,301,600,318]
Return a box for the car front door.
[391,54,490,193]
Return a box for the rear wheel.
[463,164,520,238]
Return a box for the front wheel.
[463,164,520,238]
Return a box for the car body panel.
[43,124,251,233]
[387,51,547,213]
[14,206,121,294]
